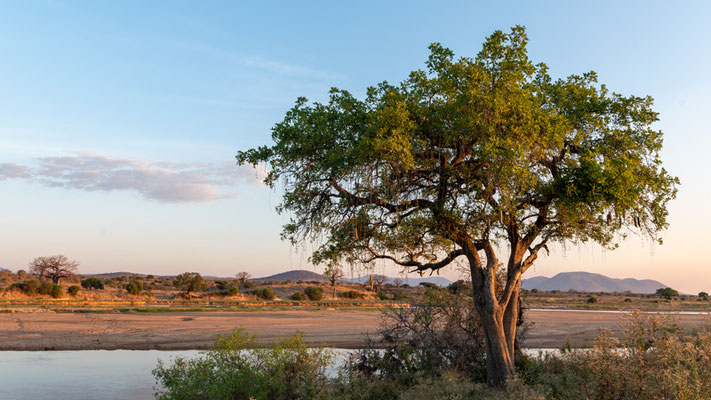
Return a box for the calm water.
[0,350,200,400]
[0,348,559,400]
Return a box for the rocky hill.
[254,269,328,282]
[522,271,667,294]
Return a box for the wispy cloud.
[0,163,31,180]
[1,153,265,203]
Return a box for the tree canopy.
[238,26,677,386]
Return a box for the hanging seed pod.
[499,209,504,224]
[606,213,612,224]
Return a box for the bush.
[523,312,711,400]
[126,279,143,295]
[174,272,208,293]
[50,284,63,298]
[393,291,410,301]
[587,295,598,304]
[377,291,389,300]
[153,330,333,400]
[10,280,41,295]
[226,286,239,296]
[291,292,306,301]
[68,285,80,296]
[81,277,104,290]
[251,287,276,300]
[38,282,55,296]
[341,290,363,299]
[304,286,324,301]
[348,289,492,382]
[656,287,679,299]
[243,280,256,289]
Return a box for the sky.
[0,1,709,293]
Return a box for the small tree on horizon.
[324,265,344,298]
[28,255,78,284]
[656,287,679,300]
[174,272,208,293]
[236,272,251,285]
[371,275,387,293]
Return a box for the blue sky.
[0,1,709,293]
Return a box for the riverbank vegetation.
[153,306,711,399]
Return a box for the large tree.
[237,26,678,387]
[28,255,79,284]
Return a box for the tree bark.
[466,242,520,388]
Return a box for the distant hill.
[86,272,147,278]
[344,274,453,287]
[522,271,667,294]
[254,270,328,282]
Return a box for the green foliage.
[656,287,678,299]
[153,330,333,400]
[237,25,677,271]
[214,280,231,291]
[519,313,711,400]
[698,292,709,300]
[242,280,256,289]
[341,290,363,299]
[126,279,143,295]
[251,287,276,300]
[50,284,63,298]
[226,286,239,296]
[393,291,410,301]
[68,285,80,296]
[304,286,324,301]
[81,277,105,290]
[376,291,389,300]
[587,295,598,304]
[10,280,40,295]
[174,272,208,293]
[290,292,306,301]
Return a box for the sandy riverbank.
[0,309,708,351]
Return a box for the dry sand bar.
[0,309,708,351]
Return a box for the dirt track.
[0,309,708,350]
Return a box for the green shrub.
[341,290,363,299]
[393,291,410,300]
[251,287,276,300]
[174,272,208,293]
[243,280,256,289]
[377,291,389,300]
[304,286,324,301]
[126,279,143,295]
[50,284,63,298]
[10,280,41,295]
[529,312,711,400]
[291,292,306,301]
[587,295,598,304]
[226,286,239,296]
[153,330,333,400]
[68,285,80,296]
[81,277,105,290]
[38,282,55,296]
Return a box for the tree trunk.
[477,303,517,387]
[466,244,520,388]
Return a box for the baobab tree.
[371,275,387,293]
[235,272,251,285]
[324,265,344,298]
[238,26,678,387]
[28,255,79,284]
